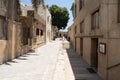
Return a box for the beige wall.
[7,21,28,60]
[97,38,107,80]
[31,21,45,49]
[46,7,52,43]
[21,4,47,49]
[51,26,58,40]
[106,0,120,80]
[76,38,80,54]
[0,40,6,64]
[20,5,34,17]
[75,0,102,69]
[68,24,76,48]
[38,5,46,22]
[0,0,6,16]
[0,20,24,64]
[70,0,120,80]
[0,1,49,64]
[108,65,120,80]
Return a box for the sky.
[20,0,74,31]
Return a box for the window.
[91,10,99,29]
[40,30,43,36]
[27,10,34,17]
[36,28,39,35]
[0,16,7,40]
[79,0,84,11]
[118,0,120,22]
[28,28,30,38]
[80,21,84,33]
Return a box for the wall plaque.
[99,43,106,54]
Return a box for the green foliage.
[49,5,69,30]
[70,3,74,19]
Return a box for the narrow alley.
[0,40,61,80]
[0,0,120,80]
[0,39,101,80]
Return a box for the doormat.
[86,68,96,73]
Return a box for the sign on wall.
[99,43,106,54]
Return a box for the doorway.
[91,38,98,69]
[80,38,83,56]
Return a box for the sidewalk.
[0,41,61,80]
[66,45,102,80]
[53,40,75,80]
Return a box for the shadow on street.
[66,44,101,80]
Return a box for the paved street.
[0,39,101,80]
[0,40,62,80]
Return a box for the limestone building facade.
[0,0,52,64]
[69,0,120,80]
[0,0,21,64]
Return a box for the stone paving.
[0,41,61,80]
[53,43,65,80]
[0,39,102,80]
[66,45,102,80]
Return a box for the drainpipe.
[106,0,109,80]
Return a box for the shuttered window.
[36,28,39,35]
[91,10,99,29]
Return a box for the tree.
[70,3,74,19]
[49,5,69,30]
[31,0,44,11]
